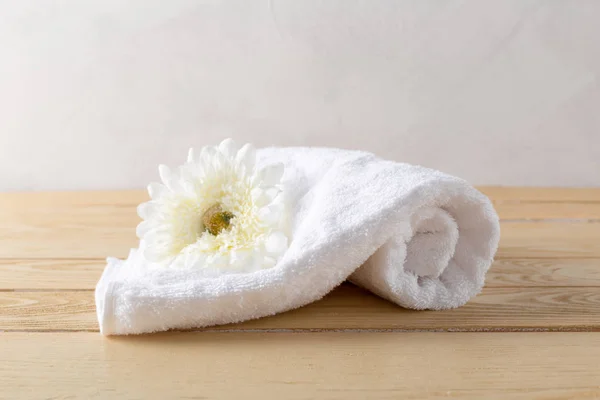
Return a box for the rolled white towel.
[95,143,500,335]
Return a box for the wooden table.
[1,188,599,399]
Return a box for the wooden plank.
[1,189,599,235]
[2,190,600,259]
[2,284,600,332]
[0,192,141,259]
[0,291,96,331]
[478,186,600,203]
[497,222,600,258]
[194,285,600,332]
[0,190,145,209]
[3,187,599,208]
[0,259,103,290]
[486,258,600,287]
[2,212,600,259]
[494,202,600,220]
[2,258,599,290]
[1,331,599,399]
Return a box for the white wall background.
[1,0,599,191]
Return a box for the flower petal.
[218,138,239,158]
[158,164,172,186]
[136,220,155,238]
[258,202,284,225]
[262,256,277,269]
[187,147,199,163]
[251,187,266,206]
[257,163,284,186]
[177,165,197,194]
[183,250,206,269]
[265,231,288,254]
[143,245,168,262]
[137,201,158,219]
[144,230,171,251]
[235,143,256,173]
[208,254,228,268]
[230,249,251,266]
[147,182,168,200]
[264,187,281,204]
[199,146,217,164]
[159,164,184,192]
[251,187,280,207]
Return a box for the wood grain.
[478,186,600,203]
[3,284,600,332]
[0,189,145,209]
[2,187,598,207]
[2,258,599,290]
[493,202,600,220]
[486,258,600,287]
[0,190,143,259]
[1,331,599,400]
[0,291,96,331]
[2,218,600,259]
[0,259,103,290]
[2,189,600,259]
[496,222,600,258]
[1,188,600,398]
[3,187,598,209]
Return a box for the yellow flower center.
[202,204,234,236]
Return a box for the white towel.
[96,146,500,335]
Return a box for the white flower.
[136,139,288,273]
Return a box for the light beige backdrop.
[1,0,599,191]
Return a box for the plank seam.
[493,200,600,205]
[500,219,600,223]
[0,289,97,292]
[3,327,600,333]
[3,255,600,261]
[4,284,600,292]
[494,256,600,260]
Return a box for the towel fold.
[96,146,500,335]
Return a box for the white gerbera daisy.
[136,139,288,273]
